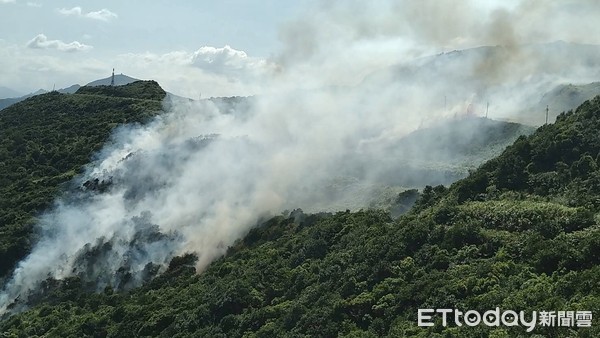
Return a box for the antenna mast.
[111,68,115,86]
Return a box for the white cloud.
[57,6,81,16]
[0,39,107,93]
[115,46,274,98]
[191,45,263,74]
[122,45,270,77]
[0,0,16,4]
[58,6,118,21]
[86,8,118,21]
[27,34,92,52]
[1,39,267,98]
[26,2,42,7]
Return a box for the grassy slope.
[1,96,600,337]
[0,81,165,279]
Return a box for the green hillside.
[0,93,600,337]
[1,91,599,337]
[75,81,165,101]
[0,81,165,279]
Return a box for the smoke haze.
[2,0,600,313]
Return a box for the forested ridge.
[0,81,165,279]
[1,89,600,337]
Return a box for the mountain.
[0,74,140,111]
[362,41,600,125]
[85,74,139,87]
[58,84,82,94]
[0,86,22,100]
[0,97,24,111]
[318,117,535,214]
[0,90,47,111]
[533,82,600,123]
[354,117,535,187]
[0,81,166,280]
[1,81,599,335]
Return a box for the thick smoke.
[2,0,600,313]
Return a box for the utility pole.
[486,101,489,118]
[545,105,549,124]
[111,68,115,86]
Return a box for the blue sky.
[0,1,309,57]
[0,0,312,96]
[1,0,599,97]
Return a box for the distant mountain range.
[534,82,600,122]
[362,41,600,125]
[347,116,536,188]
[0,86,23,99]
[0,74,139,111]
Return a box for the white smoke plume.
[2,0,600,313]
